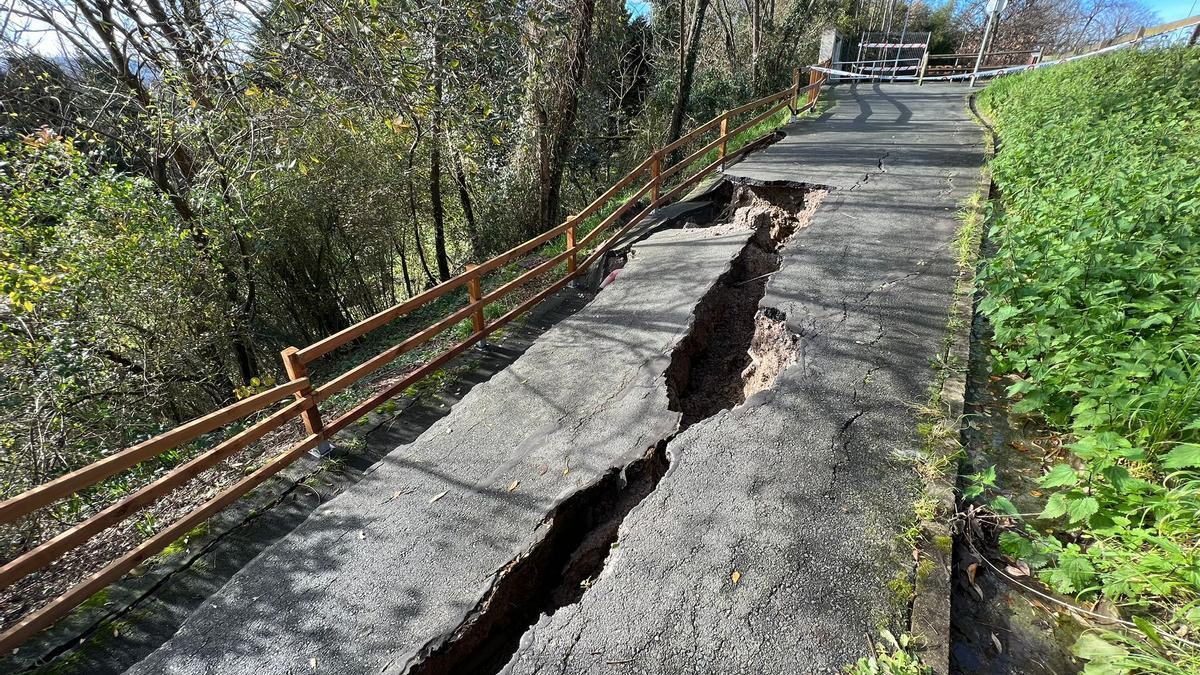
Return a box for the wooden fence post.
[718,112,729,168]
[1133,26,1146,49]
[917,51,929,86]
[791,68,801,112]
[466,263,485,334]
[280,347,328,454]
[807,66,821,107]
[565,218,577,274]
[650,150,662,203]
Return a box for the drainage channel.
[402,182,826,675]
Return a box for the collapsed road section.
[96,83,980,675]
[119,183,822,675]
[405,184,826,675]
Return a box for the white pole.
[892,6,910,83]
[878,0,898,82]
[970,10,996,87]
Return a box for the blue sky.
[624,0,1199,23]
[1149,0,1199,21]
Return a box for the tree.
[511,0,600,235]
[0,133,224,525]
[666,0,712,143]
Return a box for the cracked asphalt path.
[118,83,981,675]
[501,83,984,673]
[123,226,755,675]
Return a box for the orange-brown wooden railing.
[0,66,830,653]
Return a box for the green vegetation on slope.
[977,48,1200,671]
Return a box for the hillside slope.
[976,47,1200,672]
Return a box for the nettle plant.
[976,47,1200,638]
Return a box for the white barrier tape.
[849,64,921,73]
[1048,38,1137,64]
[860,42,928,48]
[811,64,1027,82]
[836,57,922,65]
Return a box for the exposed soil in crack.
[667,184,825,429]
[743,308,801,401]
[403,181,826,675]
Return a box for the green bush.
[977,47,1200,642]
[0,134,228,547]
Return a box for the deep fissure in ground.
[404,182,824,675]
[666,183,824,428]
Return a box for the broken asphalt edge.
[393,225,758,675]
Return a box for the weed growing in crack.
[845,630,933,675]
[896,495,941,551]
[887,570,916,610]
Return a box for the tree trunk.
[452,151,480,260]
[716,0,738,72]
[666,0,712,144]
[430,31,451,282]
[398,237,416,298]
[528,0,598,234]
[411,210,439,288]
[430,142,449,282]
[405,149,439,288]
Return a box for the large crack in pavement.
[401,183,826,675]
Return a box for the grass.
[975,47,1200,672]
[844,630,932,675]
[159,522,209,559]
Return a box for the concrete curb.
[908,92,996,675]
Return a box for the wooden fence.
[918,49,1040,81]
[0,65,831,653]
[915,13,1200,82]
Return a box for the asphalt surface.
[501,83,984,673]
[124,226,756,674]
[121,82,982,674]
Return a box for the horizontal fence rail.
[0,64,831,653]
[1043,13,1200,61]
[831,14,1199,86]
